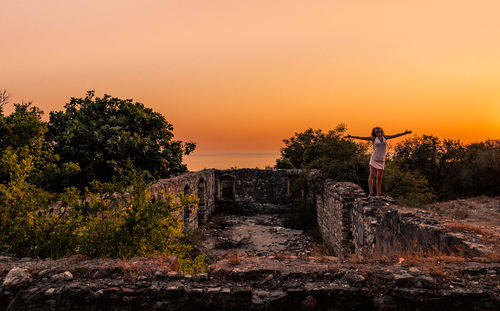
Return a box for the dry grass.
[273,251,288,261]
[445,221,493,236]
[423,263,446,277]
[310,242,334,257]
[227,250,241,266]
[472,250,500,263]
[348,241,473,267]
[112,259,139,277]
[155,255,179,271]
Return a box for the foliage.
[46,91,196,188]
[277,124,370,185]
[382,161,435,206]
[393,135,500,199]
[0,147,79,257]
[0,161,206,273]
[275,158,295,169]
[0,94,80,192]
[277,125,499,205]
[76,170,198,259]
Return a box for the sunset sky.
[1,1,499,170]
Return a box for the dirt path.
[199,214,315,259]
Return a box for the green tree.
[454,141,500,197]
[393,135,500,199]
[277,124,369,185]
[46,91,196,188]
[0,91,79,191]
[393,135,443,190]
[277,126,436,206]
[382,160,434,206]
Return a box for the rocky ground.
[423,196,500,253]
[1,197,500,310]
[198,214,315,260]
[0,255,498,310]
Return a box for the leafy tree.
[454,142,500,197]
[46,91,196,188]
[275,158,295,169]
[393,135,443,190]
[0,91,79,191]
[382,160,434,206]
[279,128,327,169]
[277,126,438,206]
[277,124,369,185]
[393,135,500,199]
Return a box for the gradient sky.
[1,1,499,170]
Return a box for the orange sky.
[1,1,499,170]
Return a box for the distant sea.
[183,152,280,171]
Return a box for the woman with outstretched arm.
[345,127,412,197]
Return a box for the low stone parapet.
[317,180,491,259]
[0,255,498,310]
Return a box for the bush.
[275,158,295,169]
[276,124,369,185]
[383,161,435,207]
[394,136,500,199]
[0,162,206,273]
[0,100,79,192]
[76,171,198,259]
[46,91,196,189]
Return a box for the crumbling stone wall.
[214,169,309,214]
[1,256,499,311]
[149,169,314,227]
[149,169,217,227]
[351,197,485,258]
[317,181,486,258]
[316,181,364,256]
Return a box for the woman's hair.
[371,127,384,138]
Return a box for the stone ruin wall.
[213,169,310,214]
[149,169,217,227]
[149,169,312,228]
[317,181,486,259]
[150,169,486,259]
[315,181,364,256]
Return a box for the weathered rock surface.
[149,169,317,228]
[2,267,32,289]
[317,181,495,259]
[0,256,498,310]
[201,214,314,258]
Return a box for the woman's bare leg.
[376,169,384,196]
[368,165,376,195]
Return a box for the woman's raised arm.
[385,130,412,139]
[344,134,373,141]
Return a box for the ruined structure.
[149,168,314,227]
[149,169,491,259]
[1,169,498,310]
[316,181,492,258]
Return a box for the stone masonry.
[317,181,492,259]
[151,170,492,259]
[149,169,313,228]
[315,181,365,257]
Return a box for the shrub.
[383,161,435,207]
[0,163,206,273]
[46,91,196,189]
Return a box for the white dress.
[369,136,387,170]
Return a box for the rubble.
[0,256,498,310]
